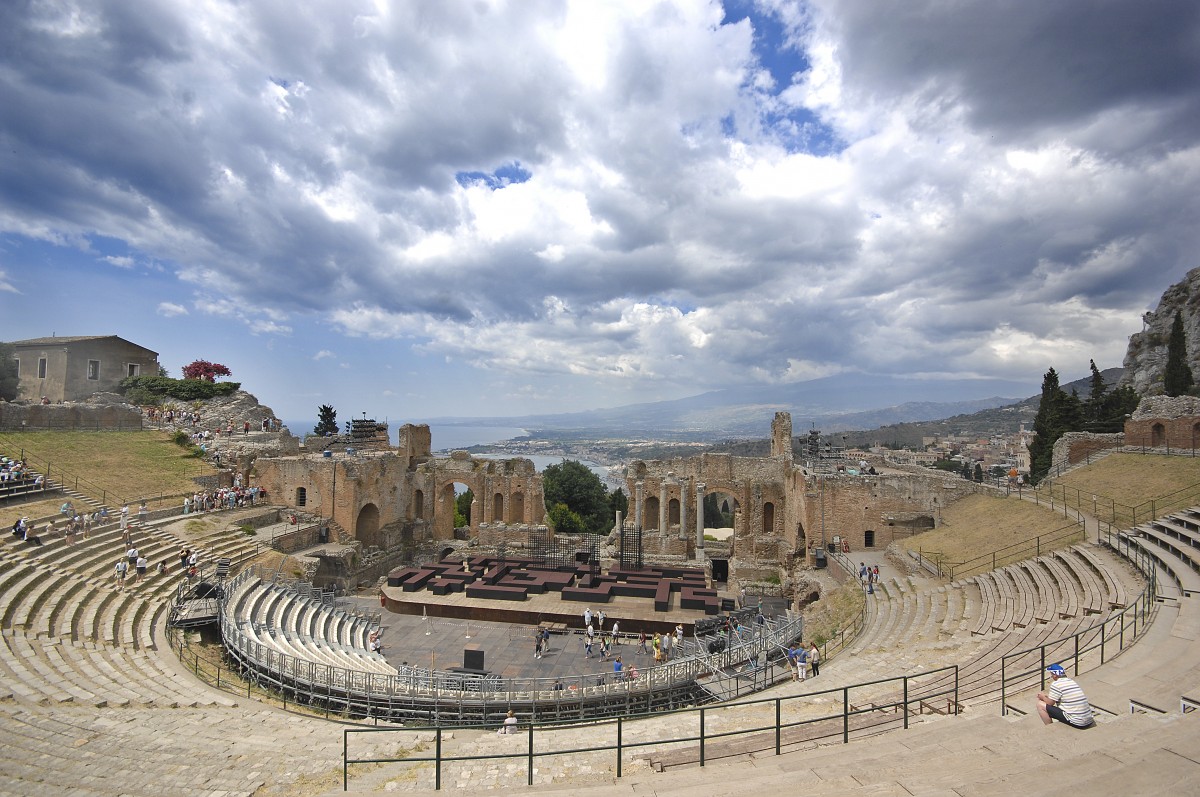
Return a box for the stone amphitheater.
[1,460,1198,797]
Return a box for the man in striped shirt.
[1037,663,1094,728]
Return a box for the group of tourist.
[783,641,821,681]
[182,486,262,514]
[859,562,881,594]
[145,406,282,435]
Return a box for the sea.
[282,420,614,483]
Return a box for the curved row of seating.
[1128,512,1200,598]
[964,544,1132,636]
[224,574,394,676]
[0,509,258,708]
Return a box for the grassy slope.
[901,453,1200,572]
[0,430,212,527]
[899,493,1078,569]
[1051,453,1200,520]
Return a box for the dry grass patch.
[900,494,1081,575]
[1049,453,1200,523]
[0,496,68,531]
[0,430,212,503]
[803,579,865,648]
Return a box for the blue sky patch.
[455,162,533,190]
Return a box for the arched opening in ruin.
[439,546,455,561]
[492,492,504,522]
[762,502,775,535]
[355,503,381,548]
[644,496,660,530]
[413,489,424,520]
[510,492,525,523]
[295,487,307,507]
[1193,422,1200,450]
[668,498,680,526]
[1152,423,1166,447]
[864,529,876,548]
[433,481,476,541]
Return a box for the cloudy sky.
[3,0,1199,428]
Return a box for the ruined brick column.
[695,481,706,554]
[659,481,667,533]
[678,477,688,540]
[634,481,644,530]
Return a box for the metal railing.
[1030,475,1200,530]
[997,520,1159,714]
[342,664,960,790]
[921,520,1086,580]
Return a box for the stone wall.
[1051,432,1126,472]
[1122,395,1200,451]
[0,400,142,431]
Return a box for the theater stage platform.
[380,582,732,637]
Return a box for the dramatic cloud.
[3,0,1198,418]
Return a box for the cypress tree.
[1028,368,1066,483]
[1164,311,1194,396]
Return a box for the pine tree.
[1028,368,1067,483]
[1164,311,1194,396]
[1086,359,1107,424]
[313,404,338,436]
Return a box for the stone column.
[634,481,644,530]
[695,481,706,553]
[659,481,668,533]
[679,478,688,540]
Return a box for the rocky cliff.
[1122,266,1200,395]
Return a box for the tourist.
[135,555,148,582]
[534,628,543,659]
[127,546,139,570]
[600,635,611,661]
[584,625,594,658]
[613,655,623,681]
[611,620,620,644]
[179,548,190,572]
[638,630,648,655]
[553,677,563,691]
[652,633,662,662]
[661,632,671,661]
[583,607,593,628]
[597,609,606,630]
[675,624,684,647]
[1037,664,1094,729]
[541,627,551,654]
[796,645,808,681]
[497,710,518,735]
[114,558,128,589]
[809,642,820,677]
[858,562,868,586]
[138,501,148,524]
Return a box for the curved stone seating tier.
[1127,529,1200,598]
[224,577,394,676]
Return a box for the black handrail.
[342,664,960,790]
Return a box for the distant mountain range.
[422,371,1115,442]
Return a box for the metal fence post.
[616,717,623,777]
[435,728,442,791]
[527,722,534,786]
[774,697,782,755]
[903,676,909,729]
[843,686,850,743]
[699,707,706,766]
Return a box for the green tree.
[314,405,338,436]
[1085,359,1107,423]
[609,487,628,518]
[547,502,587,535]
[0,343,16,402]
[1164,311,1194,396]
[1029,367,1077,483]
[973,463,984,482]
[542,460,611,534]
[961,461,972,480]
[455,489,474,528]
